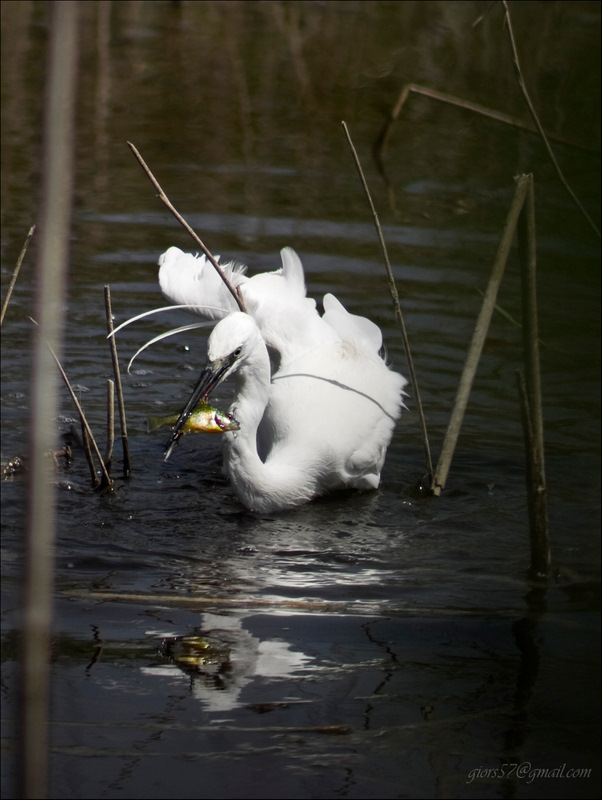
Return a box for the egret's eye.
[234,346,243,357]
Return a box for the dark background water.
[1,2,600,798]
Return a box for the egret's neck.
[229,347,271,436]
[223,346,313,513]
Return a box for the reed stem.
[81,419,100,487]
[30,322,114,490]
[22,4,78,798]
[516,178,550,577]
[342,121,433,479]
[431,175,531,495]
[103,378,115,480]
[502,1,600,240]
[1,225,35,327]
[127,141,246,312]
[105,285,131,476]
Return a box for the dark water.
[1,2,600,798]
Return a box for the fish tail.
[147,416,170,433]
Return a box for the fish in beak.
[164,352,238,460]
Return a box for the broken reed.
[430,174,550,577]
[29,282,133,491]
[342,120,550,578]
[375,4,599,240]
[342,119,550,573]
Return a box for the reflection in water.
[143,614,313,713]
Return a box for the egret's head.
[164,313,262,459]
[207,312,262,372]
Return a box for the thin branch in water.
[516,371,550,580]
[29,317,114,491]
[476,287,546,348]
[127,141,247,312]
[375,83,586,171]
[374,78,597,221]
[103,378,115,481]
[431,175,531,496]
[502,0,600,240]
[105,285,131,476]
[342,121,433,480]
[80,418,99,488]
[516,176,549,579]
[1,225,35,326]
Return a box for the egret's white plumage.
[161,248,407,513]
[159,246,368,361]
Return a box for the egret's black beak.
[164,354,236,460]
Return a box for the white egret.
[162,249,407,513]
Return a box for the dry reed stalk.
[374,83,589,182]
[80,418,100,488]
[0,225,35,327]
[431,175,531,496]
[516,177,550,577]
[502,1,599,240]
[22,4,78,799]
[30,322,114,490]
[127,141,246,312]
[103,378,115,479]
[105,285,131,476]
[516,372,549,579]
[341,121,433,480]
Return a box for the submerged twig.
[30,318,113,491]
[431,175,531,496]
[105,285,131,476]
[342,121,433,479]
[127,141,246,312]
[502,1,600,240]
[1,225,35,327]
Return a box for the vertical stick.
[103,378,115,478]
[22,4,78,799]
[81,419,100,488]
[105,285,131,476]
[431,175,531,495]
[517,178,550,578]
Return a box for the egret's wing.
[241,248,330,359]
[279,247,306,297]
[158,247,248,321]
[322,293,383,353]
